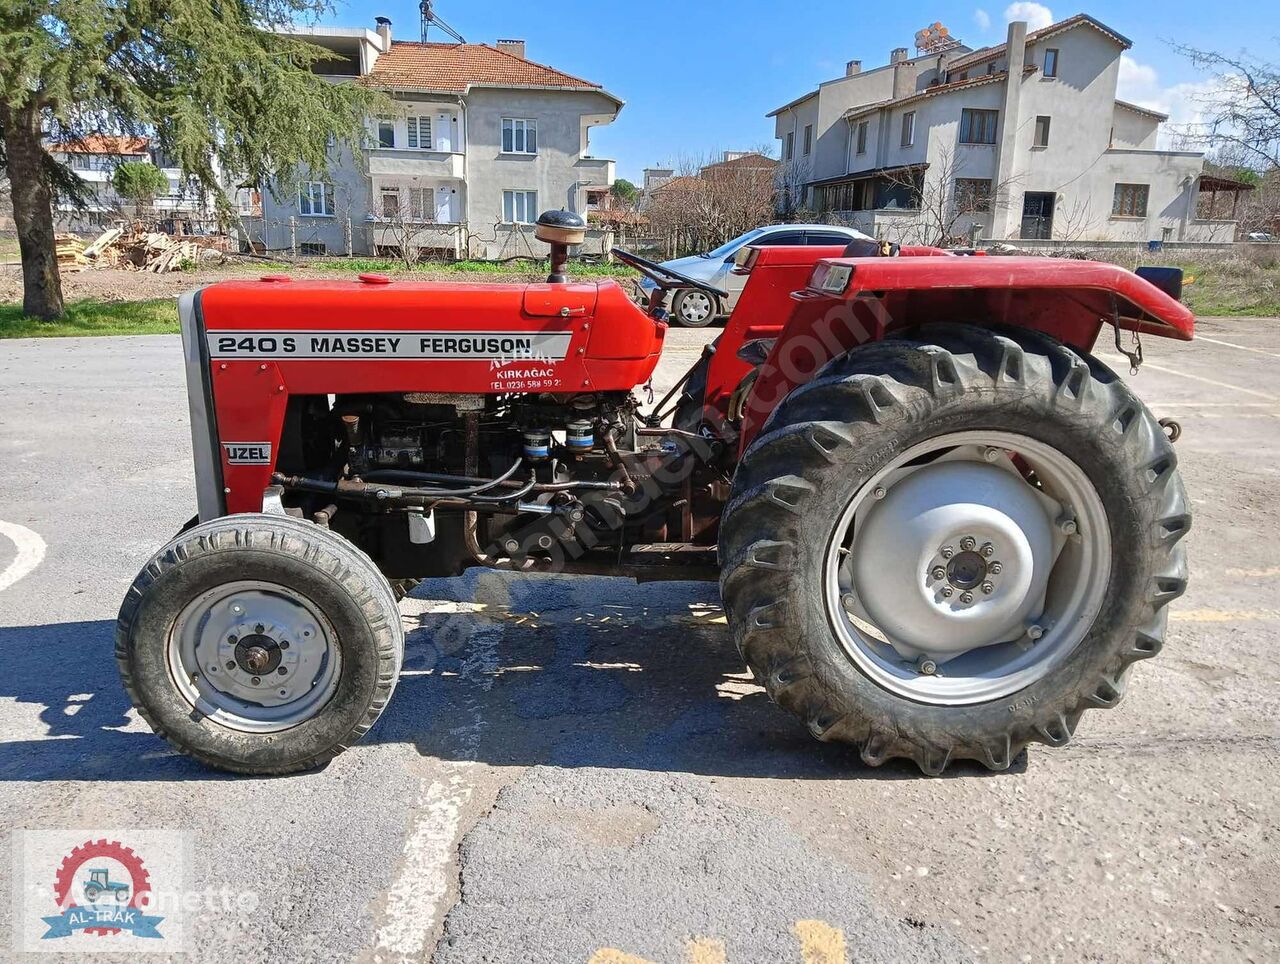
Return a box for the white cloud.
[1116,53,1234,149]
[974,9,992,32]
[1004,2,1054,31]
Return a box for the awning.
[808,163,929,188]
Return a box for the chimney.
[889,47,909,64]
[375,16,392,51]
[845,59,862,76]
[496,38,526,59]
[1004,20,1027,76]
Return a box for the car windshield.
[700,228,769,259]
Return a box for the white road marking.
[0,520,47,592]
[1136,362,1279,401]
[374,599,501,961]
[1195,335,1280,360]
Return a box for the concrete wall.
[257,141,372,255]
[779,21,1221,247]
[1111,105,1160,150]
[464,87,620,258]
[256,86,618,259]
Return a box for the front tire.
[116,514,403,775]
[719,325,1190,774]
[672,288,718,328]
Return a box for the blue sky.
[322,1,1259,181]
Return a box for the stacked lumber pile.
[57,226,228,273]
[55,234,92,271]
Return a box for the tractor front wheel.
[719,325,1189,773]
[116,514,403,775]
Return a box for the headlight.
[808,262,854,294]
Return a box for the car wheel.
[672,289,718,328]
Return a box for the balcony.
[368,150,464,180]
[574,156,615,184]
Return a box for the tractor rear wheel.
[719,325,1189,774]
[116,514,403,775]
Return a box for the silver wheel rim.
[167,580,342,733]
[678,291,713,323]
[823,431,1111,705]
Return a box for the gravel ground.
[0,317,1277,962]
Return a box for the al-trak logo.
[41,838,165,941]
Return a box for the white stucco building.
[50,136,217,231]
[769,14,1244,245]
[253,17,623,259]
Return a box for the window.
[901,111,915,147]
[1112,183,1149,218]
[297,181,334,216]
[855,121,868,155]
[407,116,433,150]
[408,187,434,221]
[806,231,855,246]
[503,189,537,224]
[758,231,806,246]
[959,109,999,144]
[380,189,400,219]
[803,124,813,156]
[1033,115,1051,148]
[502,118,537,154]
[784,131,794,160]
[300,242,326,256]
[377,118,395,149]
[1043,48,1059,78]
[955,178,993,213]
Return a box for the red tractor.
[117,210,1191,775]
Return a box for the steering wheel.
[611,248,729,299]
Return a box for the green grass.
[1175,258,1280,317]
[0,299,178,338]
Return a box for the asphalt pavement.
[1,318,1278,962]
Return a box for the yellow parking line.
[1224,567,1280,578]
[686,937,727,964]
[794,920,848,964]
[1171,609,1280,622]
[589,950,655,964]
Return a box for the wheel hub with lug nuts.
[826,433,1111,706]
[167,581,341,733]
[850,459,1056,659]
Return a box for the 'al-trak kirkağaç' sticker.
[222,442,273,464]
[207,331,573,361]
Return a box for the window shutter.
[407,118,418,149]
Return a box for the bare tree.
[881,147,1020,246]
[644,150,779,256]
[1169,44,1279,170]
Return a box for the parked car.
[1246,232,1274,242]
[638,224,872,327]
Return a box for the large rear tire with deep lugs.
[719,324,1190,774]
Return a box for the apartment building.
[769,14,1247,245]
[50,136,215,230]
[257,17,622,259]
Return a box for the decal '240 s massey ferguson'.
[207,330,574,361]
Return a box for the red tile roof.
[367,41,618,103]
[55,135,150,156]
[946,14,1132,73]
[702,152,779,172]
